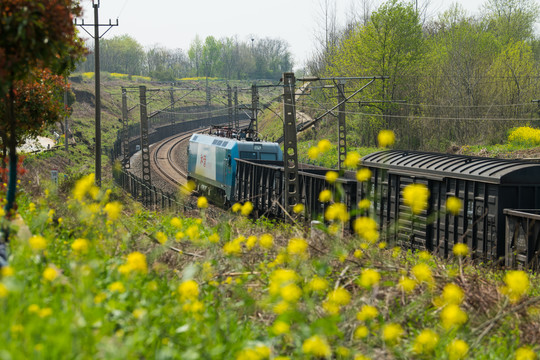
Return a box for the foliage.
[508,126,540,146]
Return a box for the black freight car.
[360,150,540,264]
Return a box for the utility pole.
[251,84,259,136]
[337,81,347,170]
[227,85,233,128]
[139,86,152,191]
[283,72,300,217]
[234,86,239,129]
[75,1,118,185]
[121,87,130,170]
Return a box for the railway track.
[151,130,197,188]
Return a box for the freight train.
[187,131,283,206]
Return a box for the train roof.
[190,133,281,150]
[362,150,540,184]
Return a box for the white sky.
[79,0,498,69]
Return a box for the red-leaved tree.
[0,0,86,262]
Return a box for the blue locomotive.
[187,133,283,205]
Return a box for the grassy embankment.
[1,75,540,359]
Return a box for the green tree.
[201,36,222,78]
[101,35,145,75]
[482,0,540,45]
[188,36,203,77]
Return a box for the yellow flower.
[71,238,89,255]
[326,171,339,184]
[104,201,122,221]
[356,168,372,182]
[245,235,258,250]
[72,173,96,201]
[446,196,461,215]
[319,189,332,203]
[108,281,125,293]
[356,305,378,321]
[43,266,58,282]
[273,300,290,314]
[358,199,370,210]
[280,283,302,303]
[293,203,304,214]
[515,347,537,360]
[208,233,219,243]
[440,304,468,330]
[119,251,148,275]
[439,283,464,306]
[180,180,196,195]
[500,270,530,303]
[412,263,433,284]
[308,146,320,160]
[271,320,290,335]
[170,217,182,228]
[241,202,253,216]
[307,276,329,292]
[354,249,363,258]
[178,280,199,300]
[453,243,469,257]
[302,335,331,357]
[327,287,351,306]
[38,307,53,318]
[353,217,379,243]
[447,339,469,360]
[186,225,199,241]
[0,283,8,298]
[94,292,106,304]
[412,329,439,355]
[29,235,47,251]
[223,240,242,256]
[403,183,429,214]
[1,266,14,277]
[382,323,404,344]
[377,130,395,148]
[156,232,168,245]
[259,234,274,249]
[317,139,332,153]
[354,325,369,339]
[231,203,242,212]
[398,276,416,293]
[28,202,36,212]
[325,203,349,222]
[287,238,308,257]
[417,250,431,261]
[28,304,40,313]
[354,355,371,360]
[358,268,380,289]
[133,308,147,319]
[197,196,208,209]
[344,152,360,168]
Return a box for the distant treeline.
[303,0,540,150]
[76,35,293,81]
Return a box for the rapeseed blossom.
[515,347,537,360]
[307,276,329,292]
[326,171,339,184]
[382,323,404,345]
[403,183,429,214]
[302,335,331,357]
[241,202,253,216]
[453,243,469,257]
[0,283,9,298]
[71,238,89,255]
[446,196,461,215]
[1,266,13,277]
[197,196,208,209]
[353,217,379,243]
[440,304,468,329]
[178,280,199,301]
[500,270,530,303]
[319,189,332,202]
[412,263,433,284]
[292,203,304,214]
[104,201,122,221]
[245,235,257,250]
[412,329,439,355]
[447,339,469,360]
[170,217,182,228]
[358,198,370,210]
[317,139,332,153]
[356,168,372,182]
[72,173,97,201]
[287,238,308,257]
[108,281,126,293]
[271,321,290,335]
[43,266,58,282]
[356,305,378,321]
[118,251,148,275]
[398,276,416,293]
[435,283,464,307]
[343,151,360,168]
[308,146,320,160]
[377,130,395,148]
[326,287,351,306]
[358,269,380,289]
[259,234,274,249]
[354,325,369,339]
[156,231,168,245]
[29,235,47,251]
[232,203,242,212]
[325,203,349,222]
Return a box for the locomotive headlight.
[254,144,262,151]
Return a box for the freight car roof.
[361,150,540,184]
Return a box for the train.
[187,130,283,206]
